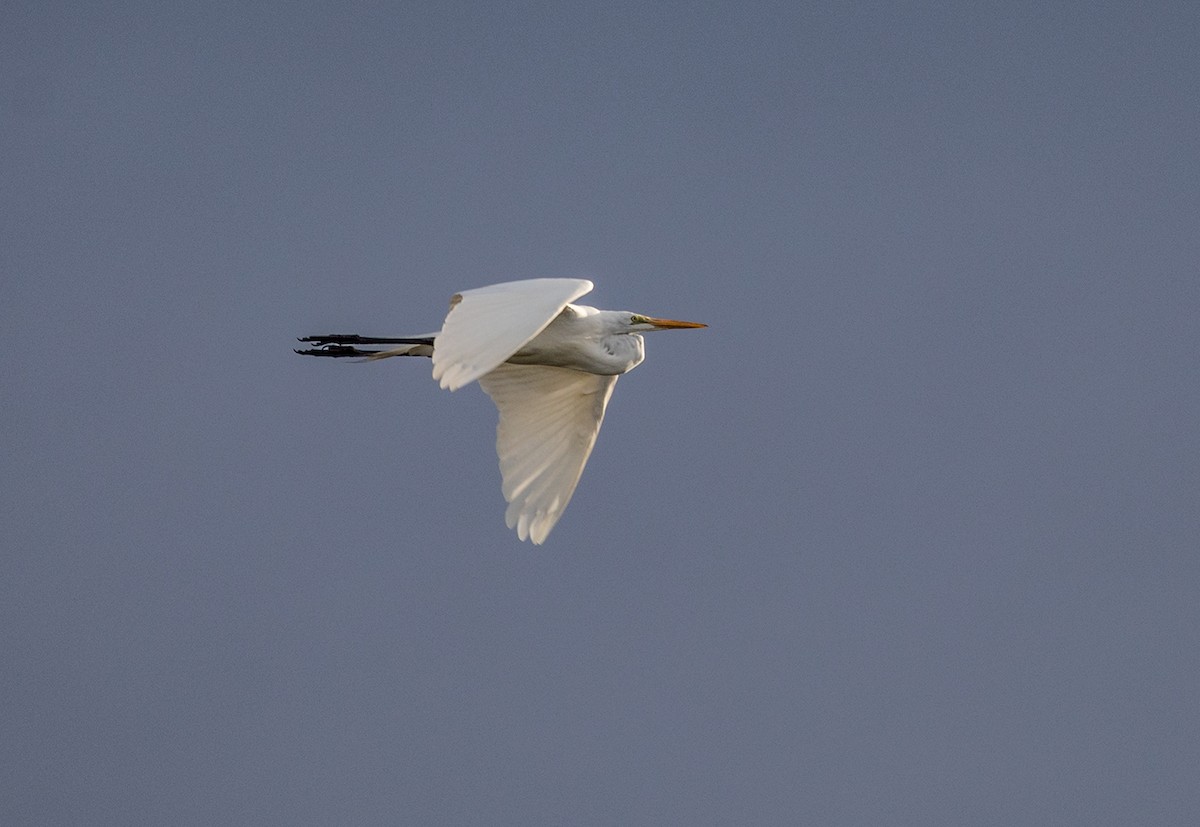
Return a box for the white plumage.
[297,278,705,544]
[479,364,617,543]
[433,278,592,391]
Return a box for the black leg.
[297,334,433,347]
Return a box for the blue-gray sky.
[4,1,1198,823]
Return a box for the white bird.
[297,278,706,544]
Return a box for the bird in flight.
[296,278,706,544]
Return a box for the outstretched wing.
[432,278,594,391]
[477,363,618,544]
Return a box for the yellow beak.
[645,317,707,329]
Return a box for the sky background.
[3,1,1198,823]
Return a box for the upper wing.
[477,363,618,544]
[432,278,594,391]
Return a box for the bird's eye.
[630,314,646,324]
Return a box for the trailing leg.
[295,334,435,359]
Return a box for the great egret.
[296,278,706,544]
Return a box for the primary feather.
[478,364,618,544]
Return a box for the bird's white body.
[508,305,646,375]
[299,278,704,544]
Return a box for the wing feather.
[432,278,593,391]
[477,363,618,544]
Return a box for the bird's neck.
[599,332,645,374]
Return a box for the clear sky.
[4,1,1198,824]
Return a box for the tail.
[295,333,436,360]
